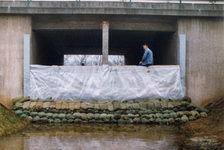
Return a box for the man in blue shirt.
[139,44,153,67]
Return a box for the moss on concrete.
[0,104,29,136]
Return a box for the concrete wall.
[0,15,31,108]
[178,18,224,105]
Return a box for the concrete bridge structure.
[0,1,223,107]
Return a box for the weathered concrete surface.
[32,15,177,31]
[178,18,224,105]
[0,1,223,17]
[0,15,31,108]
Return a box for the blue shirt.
[141,48,153,65]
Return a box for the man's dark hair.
[143,43,148,46]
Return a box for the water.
[0,124,183,150]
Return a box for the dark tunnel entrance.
[31,29,177,65]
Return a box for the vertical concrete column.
[0,15,31,108]
[178,34,186,96]
[24,34,31,97]
[102,21,109,64]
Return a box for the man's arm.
[141,50,149,62]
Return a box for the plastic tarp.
[29,65,184,101]
[64,55,124,66]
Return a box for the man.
[139,44,153,67]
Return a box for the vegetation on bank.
[0,104,29,136]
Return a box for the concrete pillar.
[178,18,224,105]
[102,21,109,64]
[0,15,31,108]
[24,34,31,97]
[178,34,186,96]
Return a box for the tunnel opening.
[31,29,177,66]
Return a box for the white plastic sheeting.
[29,65,184,101]
[64,55,124,66]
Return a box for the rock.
[54,119,61,123]
[36,101,43,110]
[141,118,148,124]
[139,102,147,110]
[81,102,88,110]
[30,112,38,117]
[181,115,189,123]
[200,112,208,118]
[74,102,81,110]
[33,116,40,122]
[107,102,114,111]
[49,103,56,109]
[73,112,81,118]
[65,114,74,119]
[87,113,93,119]
[61,102,69,109]
[182,96,192,103]
[58,113,66,119]
[168,118,175,124]
[100,113,107,120]
[170,112,177,118]
[29,102,36,109]
[15,110,23,116]
[177,111,185,117]
[132,103,140,110]
[48,119,54,123]
[86,102,94,109]
[46,113,53,118]
[55,103,62,110]
[14,103,23,109]
[133,118,140,123]
[43,102,51,109]
[168,102,174,109]
[191,111,200,119]
[62,118,68,123]
[52,113,59,119]
[12,96,30,104]
[68,102,76,111]
[163,113,170,119]
[68,119,74,123]
[156,113,162,118]
[81,113,87,120]
[40,117,48,123]
[74,118,81,123]
[121,115,128,120]
[196,106,209,113]
[20,114,27,119]
[38,112,46,117]
[154,102,162,110]
[99,103,108,110]
[94,103,100,110]
[23,101,31,109]
[94,113,100,120]
[112,101,121,110]
[27,116,32,121]
[155,118,162,124]
[147,102,155,110]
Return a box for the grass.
[0,104,29,136]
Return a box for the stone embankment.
[12,97,209,125]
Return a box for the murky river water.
[0,124,185,150]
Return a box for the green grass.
[0,105,29,136]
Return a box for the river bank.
[0,104,29,137]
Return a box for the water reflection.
[0,124,180,150]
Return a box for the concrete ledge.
[0,1,223,17]
[12,97,209,125]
